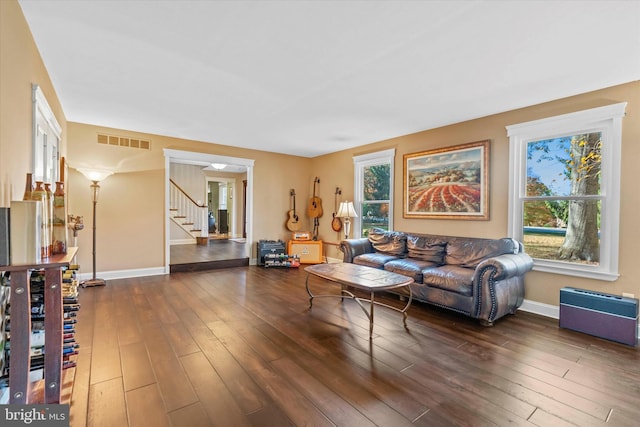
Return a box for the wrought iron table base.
[305,273,413,339]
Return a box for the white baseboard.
[170,239,196,245]
[77,266,166,282]
[519,298,640,340]
[518,299,559,319]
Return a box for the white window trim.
[32,84,62,183]
[353,148,395,237]
[506,103,626,281]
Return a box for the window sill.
[532,261,619,282]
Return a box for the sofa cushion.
[445,238,516,268]
[354,253,399,269]
[368,228,407,256]
[406,235,447,264]
[422,265,475,296]
[384,258,439,283]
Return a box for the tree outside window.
[361,164,390,236]
[507,103,625,281]
[524,133,601,264]
[353,149,395,238]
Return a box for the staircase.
[170,179,208,242]
[169,210,201,239]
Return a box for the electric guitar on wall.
[286,189,302,232]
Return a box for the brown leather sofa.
[339,229,534,325]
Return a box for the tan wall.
[314,81,640,307]
[67,167,165,271]
[66,122,312,271]
[0,0,66,206]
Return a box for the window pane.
[34,128,45,182]
[523,199,568,228]
[361,202,389,237]
[364,164,390,201]
[526,133,601,197]
[523,200,600,265]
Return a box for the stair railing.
[169,179,208,238]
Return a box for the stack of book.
[61,265,80,369]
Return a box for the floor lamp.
[77,168,113,287]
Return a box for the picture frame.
[403,140,490,220]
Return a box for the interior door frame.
[242,180,247,238]
[163,149,254,273]
[205,176,238,237]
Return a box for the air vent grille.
[97,133,151,150]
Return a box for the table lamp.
[336,201,358,239]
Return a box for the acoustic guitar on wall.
[286,189,302,232]
[307,177,323,240]
[307,177,323,218]
[331,187,342,232]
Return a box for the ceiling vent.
[97,133,150,150]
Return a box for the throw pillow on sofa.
[368,228,407,256]
[406,235,447,264]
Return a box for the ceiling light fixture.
[211,163,226,170]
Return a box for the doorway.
[206,177,235,238]
[163,149,254,273]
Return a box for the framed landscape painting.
[404,140,490,220]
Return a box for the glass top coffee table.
[304,263,414,339]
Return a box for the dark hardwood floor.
[170,240,249,272]
[69,266,640,426]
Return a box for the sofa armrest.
[472,252,533,324]
[339,238,373,263]
[476,253,534,281]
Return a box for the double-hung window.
[507,103,626,281]
[33,84,62,184]
[353,149,394,238]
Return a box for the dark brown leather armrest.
[339,238,373,263]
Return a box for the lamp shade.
[77,168,114,182]
[336,201,358,218]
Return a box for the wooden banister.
[169,179,206,208]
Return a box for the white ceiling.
[18,0,640,158]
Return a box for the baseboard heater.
[560,287,638,346]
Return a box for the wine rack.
[0,248,78,404]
